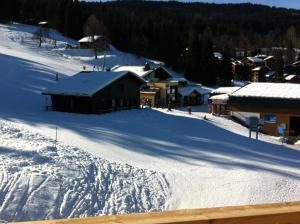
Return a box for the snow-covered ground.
[0,120,168,222]
[1,23,300,222]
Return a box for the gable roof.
[78,35,102,43]
[230,82,300,100]
[111,65,176,81]
[246,57,265,63]
[111,65,153,78]
[209,93,229,101]
[285,74,298,81]
[42,71,145,97]
[178,86,211,96]
[264,56,274,61]
[211,87,241,95]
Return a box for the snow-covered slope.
[1,23,300,222]
[0,120,168,222]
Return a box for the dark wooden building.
[229,83,300,137]
[178,86,211,106]
[142,66,173,82]
[251,65,271,82]
[78,35,108,51]
[42,71,146,114]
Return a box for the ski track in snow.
[0,120,169,222]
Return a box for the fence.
[10,201,300,224]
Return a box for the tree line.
[1,0,300,85]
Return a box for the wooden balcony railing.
[10,201,300,224]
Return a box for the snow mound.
[0,120,169,222]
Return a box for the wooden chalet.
[42,71,146,114]
[264,56,276,70]
[78,35,108,51]
[209,87,240,115]
[112,64,212,108]
[178,85,211,106]
[243,57,265,68]
[112,65,184,107]
[250,65,271,82]
[229,83,300,137]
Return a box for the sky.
[86,0,300,9]
[194,0,300,9]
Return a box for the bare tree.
[84,15,109,62]
[33,26,49,47]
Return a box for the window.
[264,114,276,124]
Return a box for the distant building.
[229,83,300,137]
[78,35,108,51]
[251,65,271,82]
[178,85,211,107]
[42,71,145,114]
[243,57,265,68]
[264,56,276,70]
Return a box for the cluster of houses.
[231,54,300,83]
[42,35,300,140]
[43,35,212,114]
[43,63,212,113]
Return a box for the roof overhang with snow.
[79,36,102,43]
[230,83,300,100]
[42,71,146,97]
[246,57,265,63]
[179,86,211,96]
[211,87,241,95]
[210,94,229,104]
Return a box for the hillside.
[2,0,300,68]
[1,23,300,222]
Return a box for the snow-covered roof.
[38,21,48,25]
[42,71,145,97]
[264,56,274,61]
[79,36,102,43]
[293,61,300,65]
[246,57,265,63]
[111,65,153,78]
[231,82,300,99]
[254,54,267,59]
[170,77,187,82]
[214,52,223,60]
[210,94,229,101]
[252,66,262,71]
[178,86,211,96]
[265,71,276,78]
[211,87,241,95]
[285,74,298,81]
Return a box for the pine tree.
[285,26,297,63]
[218,45,233,86]
[185,30,201,83]
[200,32,217,86]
